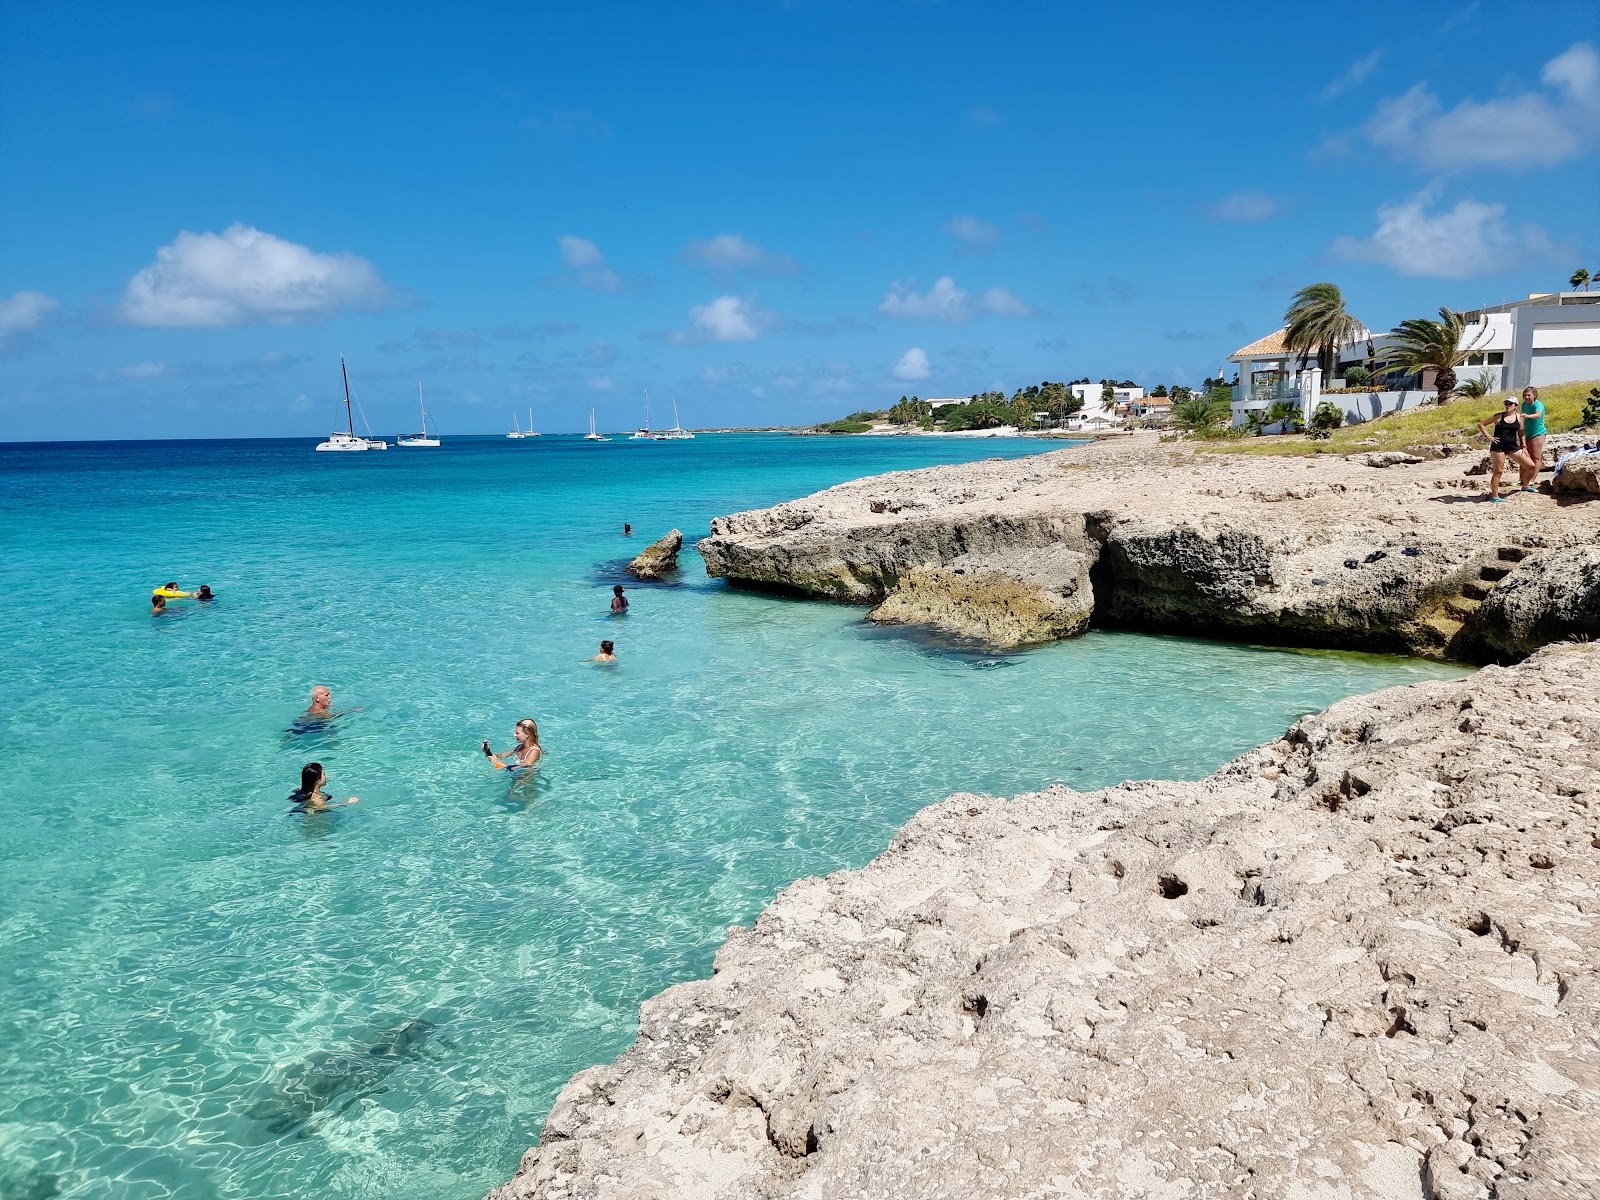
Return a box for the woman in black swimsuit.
[289,762,360,812]
[1477,397,1534,502]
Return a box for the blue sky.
[2,0,1596,440]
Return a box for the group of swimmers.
[280,528,636,813]
[150,582,215,614]
[1477,386,1550,502]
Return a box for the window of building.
[1465,353,1485,366]
[1488,351,1504,365]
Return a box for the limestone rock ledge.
[696,437,1600,661]
[626,528,683,579]
[489,643,1600,1200]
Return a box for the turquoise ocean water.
[0,433,1467,1200]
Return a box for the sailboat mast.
[643,388,651,432]
[341,357,355,435]
[418,381,426,434]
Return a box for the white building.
[1226,292,1600,428]
[1063,382,1140,430]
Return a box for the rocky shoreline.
[491,643,1599,1199]
[697,434,1599,662]
[488,441,1599,1200]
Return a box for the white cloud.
[1332,190,1555,278]
[879,276,1033,321]
[1321,50,1382,101]
[879,276,970,320]
[681,295,765,342]
[684,233,796,274]
[892,347,930,381]
[119,224,387,327]
[979,287,1033,317]
[1208,190,1280,222]
[587,375,615,392]
[557,235,623,291]
[0,290,60,346]
[290,393,313,412]
[95,361,176,383]
[944,215,999,248]
[1365,42,1600,170]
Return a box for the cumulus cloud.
[674,295,768,343]
[1365,42,1600,170]
[892,347,931,381]
[119,224,387,327]
[683,233,797,275]
[1208,190,1280,222]
[944,215,999,248]
[1332,190,1556,278]
[558,235,623,291]
[878,276,1034,321]
[1321,50,1382,101]
[0,290,60,347]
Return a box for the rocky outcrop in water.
[626,528,683,579]
[489,642,1600,1200]
[697,436,1600,661]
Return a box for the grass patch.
[1205,379,1597,457]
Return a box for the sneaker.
[1489,496,1506,503]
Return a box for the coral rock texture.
[626,528,684,579]
[490,643,1600,1200]
[698,435,1600,660]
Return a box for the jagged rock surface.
[697,436,1600,661]
[489,643,1600,1200]
[867,546,1093,647]
[1553,455,1600,496]
[626,528,683,579]
[1470,545,1600,659]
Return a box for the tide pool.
[0,433,1467,1200]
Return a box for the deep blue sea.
[0,433,1467,1200]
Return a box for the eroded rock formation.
[698,436,1600,661]
[626,528,683,579]
[489,642,1600,1200]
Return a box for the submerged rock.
[626,528,683,579]
[489,644,1600,1200]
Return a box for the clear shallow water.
[0,433,1467,1200]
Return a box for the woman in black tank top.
[1477,397,1533,501]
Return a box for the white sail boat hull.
[398,382,440,446]
[584,407,609,440]
[316,432,369,452]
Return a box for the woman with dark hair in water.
[289,762,359,812]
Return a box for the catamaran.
[397,382,440,447]
[507,411,525,439]
[316,359,371,452]
[659,397,695,440]
[523,406,540,437]
[629,389,659,441]
[584,408,610,441]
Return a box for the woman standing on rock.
[1477,397,1535,502]
[1519,387,1548,491]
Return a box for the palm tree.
[1572,267,1592,292]
[1263,399,1302,433]
[1377,307,1475,403]
[1172,392,1230,437]
[1284,282,1364,379]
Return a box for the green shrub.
[1343,364,1371,388]
[1306,399,1343,440]
[1582,387,1600,428]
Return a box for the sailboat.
[316,358,371,452]
[629,389,659,441]
[397,382,440,447]
[584,408,610,442]
[523,406,541,438]
[507,411,525,439]
[659,397,695,440]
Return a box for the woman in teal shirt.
[1520,387,1547,491]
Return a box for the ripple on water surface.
[0,435,1468,1199]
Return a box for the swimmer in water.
[483,718,542,770]
[196,585,215,601]
[286,686,361,735]
[623,523,632,536]
[590,639,617,663]
[610,585,628,614]
[150,594,167,616]
[289,762,359,812]
[153,581,192,598]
